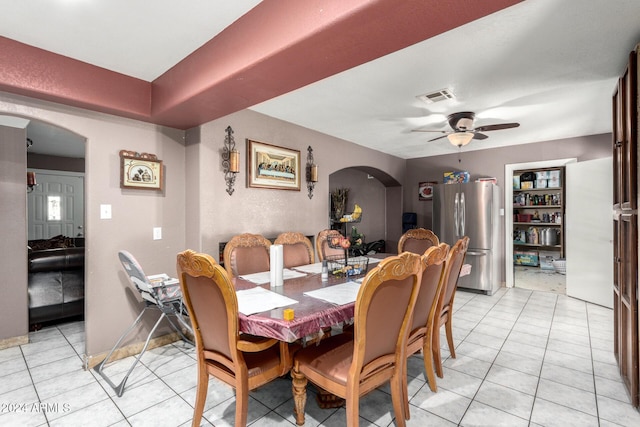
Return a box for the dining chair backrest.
[432,235,470,379]
[177,251,237,359]
[354,251,422,374]
[223,233,272,277]
[402,243,449,402]
[176,250,289,427]
[274,232,314,268]
[315,229,345,261]
[409,243,449,336]
[437,236,469,317]
[398,227,439,255]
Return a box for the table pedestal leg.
[315,388,345,409]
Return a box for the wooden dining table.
[232,254,471,344]
[232,256,385,343]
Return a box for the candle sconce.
[27,171,37,192]
[306,146,318,199]
[222,125,239,195]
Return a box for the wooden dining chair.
[433,236,470,378]
[397,227,439,254]
[291,251,423,427]
[315,229,345,261]
[274,232,314,268]
[176,250,294,427]
[223,233,271,277]
[400,243,449,419]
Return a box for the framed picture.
[419,181,437,201]
[119,150,163,190]
[247,139,301,191]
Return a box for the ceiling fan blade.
[428,134,449,142]
[474,122,520,132]
[411,129,447,133]
[472,132,488,140]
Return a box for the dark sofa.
[28,236,85,327]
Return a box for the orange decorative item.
[339,237,351,249]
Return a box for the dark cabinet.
[613,46,639,407]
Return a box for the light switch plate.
[100,204,112,219]
[153,227,162,240]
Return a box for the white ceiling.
[3,0,640,159]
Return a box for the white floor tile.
[530,398,599,427]
[473,381,534,420]
[536,378,597,416]
[411,387,472,424]
[460,400,529,427]
[484,364,539,396]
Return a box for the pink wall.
[186,109,407,261]
[0,125,29,343]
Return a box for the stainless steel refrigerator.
[432,181,501,295]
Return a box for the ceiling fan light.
[448,132,474,147]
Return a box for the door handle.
[467,251,486,256]
[460,192,466,236]
[454,193,460,237]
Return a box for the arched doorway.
[329,166,403,253]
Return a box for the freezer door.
[458,248,492,292]
[459,182,493,249]
[432,184,459,244]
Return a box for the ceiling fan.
[412,111,520,147]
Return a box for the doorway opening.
[505,158,576,293]
[25,119,86,332]
[329,166,403,253]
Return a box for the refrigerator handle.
[460,191,466,236]
[454,192,459,237]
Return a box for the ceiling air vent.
[416,89,455,104]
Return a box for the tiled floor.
[514,266,566,295]
[2,287,640,426]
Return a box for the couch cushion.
[29,248,84,272]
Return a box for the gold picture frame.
[119,150,163,191]
[247,139,300,191]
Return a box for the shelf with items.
[513,166,566,267]
[513,242,562,249]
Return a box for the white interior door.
[27,169,84,240]
[566,158,613,308]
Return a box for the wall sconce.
[222,125,239,195]
[306,145,318,199]
[27,171,37,192]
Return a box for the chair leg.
[94,306,165,396]
[432,325,444,378]
[402,356,410,420]
[191,364,209,427]
[291,367,308,426]
[345,385,360,427]
[445,317,456,359]
[390,372,406,427]
[235,379,249,427]
[423,330,438,392]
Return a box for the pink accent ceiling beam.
[151,0,521,129]
[0,37,151,120]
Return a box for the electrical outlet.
[153,227,162,240]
